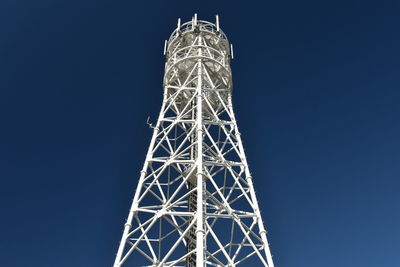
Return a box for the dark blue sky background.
[1,0,399,266]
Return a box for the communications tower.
[113,14,274,267]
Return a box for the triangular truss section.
[113,15,275,267]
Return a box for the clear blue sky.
[1,0,399,266]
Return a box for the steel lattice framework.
[113,14,274,267]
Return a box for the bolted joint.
[195,229,205,235]
[156,210,165,218]
[130,202,139,212]
[227,207,233,215]
[260,230,268,235]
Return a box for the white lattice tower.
[113,14,275,267]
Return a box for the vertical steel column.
[195,55,205,267]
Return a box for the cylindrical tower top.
[163,14,233,92]
[166,15,231,57]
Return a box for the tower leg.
[195,59,205,267]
